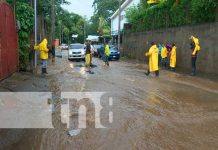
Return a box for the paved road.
[1,50,218,150]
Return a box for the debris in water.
[68,129,81,137]
[89,71,94,74]
[86,70,94,74]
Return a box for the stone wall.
[122,22,218,75]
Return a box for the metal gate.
[0,1,18,80]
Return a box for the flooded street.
[1,50,218,150]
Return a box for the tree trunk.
[216,2,218,22]
[41,15,45,39]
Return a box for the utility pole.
[34,0,37,71]
[118,0,121,51]
[84,16,86,43]
[61,24,63,44]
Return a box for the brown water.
[1,51,218,150]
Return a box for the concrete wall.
[122,22,218,75]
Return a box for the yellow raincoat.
[161,46,167,58]
[170,46,176,68]
[104,44,110,56]
[86,54,91,66]
[145,45,159,72]
[34,39,49,60]
[191,36,201,55]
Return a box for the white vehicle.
[60,43,68,50]
[68,44,85,61]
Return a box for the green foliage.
[16,2,34,71]
[86,16,99,35]
[87,0,125,35]
[126,0,217,32]
[6,0,76,70]
[191,0,217,24]
[6,0,29,5]
[55,9,85,44]
[93,0,124,21]
[98,17,110,36]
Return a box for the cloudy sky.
[62,0,95,19]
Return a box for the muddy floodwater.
[0,51,218,150]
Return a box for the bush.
[16,2,34,71]
[126,0,217,32]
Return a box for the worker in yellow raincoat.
[190,36,201,76]
[145,42,159,76]
[104,41,110,66]
[170,43,177,71]
[85,42,92,72]
[34,38,49,74]
[161,45,168,68]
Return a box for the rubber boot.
[145,70,150,76]
[155,70,159,77]
[171,67,175,72]
[41,68,45,75]
[45,68,48,74]
[191,68,196,76]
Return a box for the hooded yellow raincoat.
[170,46,176,68]
[191,36,200,56]
[145,45,159,72]
[161,46,167,58]
[34,39,49,60]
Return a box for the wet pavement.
[0,50,218,150]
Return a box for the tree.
[55,9,85,43]
[126,0,217,32]
[87,0,125,35]
[11,1,34,70]
[6,0,85,70]
[93,0,122,20]
[98,17,110,37]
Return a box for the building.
[110,0,140,44]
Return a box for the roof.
[110,0,134,20]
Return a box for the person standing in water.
[34,38,49,75]
[158,43,163,66]
[104,41,110,66]
[170,43,177,71]
[85,42,91,71]
[145,42,159,77]
[190,36,201,76]
[161,44,168,68]
[51,41,56,64]
[89,41,95,66]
